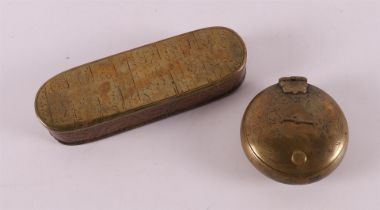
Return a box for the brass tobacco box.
[35,27,247,144]
[241,77,348,184]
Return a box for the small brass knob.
[241,76,348,184]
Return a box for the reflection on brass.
[35,26,247,144]
[241,77,348,184]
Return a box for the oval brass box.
[241,77,348,184]
[35,26,247,144]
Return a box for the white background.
[1,0,380,209]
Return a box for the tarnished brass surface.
[241,77,348,184]
[35,26,246,144]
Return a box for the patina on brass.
[241,77,348,184]
[35,26,247,144]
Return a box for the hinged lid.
[241,76,348,184]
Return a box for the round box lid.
[241,76,348,184]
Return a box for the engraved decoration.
[36,27,245,133]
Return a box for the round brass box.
[241,77,348,184]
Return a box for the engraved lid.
[241,76,348,184]
[35,27,246,133]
